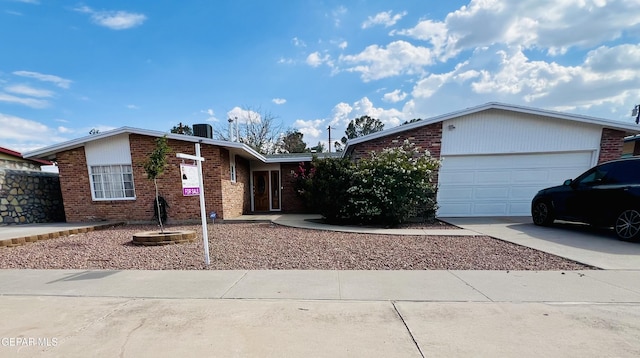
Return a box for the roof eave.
[22,126,267,162]
[342,102,640,154]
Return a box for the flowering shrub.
[297,140,440,226]
[347,141,440,225]
[292,161,316,204]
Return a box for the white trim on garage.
[437,151,596,217]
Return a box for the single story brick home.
[23,126,328,223]
[23,102,639,222]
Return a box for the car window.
[605,160,640,184]
[575,163,613,186]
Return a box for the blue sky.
[2,0,640,153]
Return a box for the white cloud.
[4,84,54,98]
[74,6,146,30]
[278,57,295,65]
[0,93,49,108]
[57,126,72,134]
[294,119,324,139]
[338,41,348,50]
[340,41,434,81]
[329,102,353,126]
[306,51,332,68]
[331,6,347,27]
[272,98,287,105]
[382,89,407,103]
[362,10,407,29]
[0,113,52,142]
[391,0,640,60]
[200,108,217,122]
[292,37,306,47]
[227,107,261,124]
[297,97,408,147]
[126,104,139,110]
[352,97,404,127]
[12,71,72,88]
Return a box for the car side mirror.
[563,179,573,186]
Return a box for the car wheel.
[615,209,640,242]
[532,201,554,226]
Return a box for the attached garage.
[345,102,640,218]
[437,151,594,216]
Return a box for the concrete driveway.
[442,216,640,270]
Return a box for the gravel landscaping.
[0,223,592,270]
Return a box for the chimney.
[228,118,234,141]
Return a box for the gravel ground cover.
[0,223,592,270]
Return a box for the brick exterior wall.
[598,128,626,163]
[220,150,251,217]
[280,162,308,213]
[349,123,442,161]
[57,134,248,223]
[348,122,443,186]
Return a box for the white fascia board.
[341,102,640,157]
[23,126,267,162]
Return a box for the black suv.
[531,157,640,241]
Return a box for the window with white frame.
[230,154,237,183]
[90,164,136,200]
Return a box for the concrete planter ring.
[132,230,197,246]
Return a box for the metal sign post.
[176,142,210,265]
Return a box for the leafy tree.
[310,141,326,153]
[215,106,283,154]
[170,123,193,135]
[334,115,385,151]
[143,135,171,233]
[278,129,308,153]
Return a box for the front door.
[253,171,269,212]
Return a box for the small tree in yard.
[143,135,170,233]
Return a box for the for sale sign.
[180,163,200,196]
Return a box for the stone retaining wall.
[0,169,65,225]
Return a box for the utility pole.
[327,126,332,153]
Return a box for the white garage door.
[437,152,594,217]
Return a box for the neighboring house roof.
[0,146,53,166]
[264,152,341,163]
[343,102,640,157]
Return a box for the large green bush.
[348,141,439,225]
[294,157,355,223]
[294,140,440,226]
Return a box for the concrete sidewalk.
[1,269,640,357]
[1,269,640,302]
